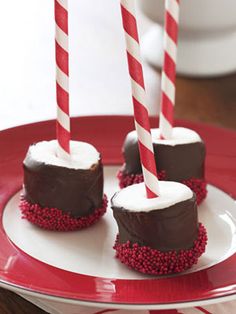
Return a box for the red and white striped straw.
[55,0,70,158]
[120,0,159,198]
[159,0,180,139]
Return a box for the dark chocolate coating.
[23,150,104,218]
[123,132,206,181]
[112,195,198,251]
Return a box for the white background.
[0,0,160,131]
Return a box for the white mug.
[138,0,236,77]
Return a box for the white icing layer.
[27,140,100,170]
[112,181,193,212]
[127,127,201,146]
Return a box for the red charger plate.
[0,116,236,309]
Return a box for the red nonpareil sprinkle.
[118,167,207,205]
[113,223,207,275]
[117,169,166,189]
[19,195,108,232]
[183,178,208,205]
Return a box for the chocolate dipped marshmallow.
[20,140,107,231]
[112,181,207,275]
[118,127,207,204]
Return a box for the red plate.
[0,116,236,308]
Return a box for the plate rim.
[1,280,236,310]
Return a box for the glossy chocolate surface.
[123,134,205,181]
[112,195,198,251]
[23,151,104,218]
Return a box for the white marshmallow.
[127,127,201,146]
[26,140,100,170]
[112,181,193,212]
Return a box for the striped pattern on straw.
[120,0,159,198]
[55,0,70,158]
[160,0,180,139]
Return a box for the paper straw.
[55,0,70,158]
[120,0,159,198]
[159,0,180,139]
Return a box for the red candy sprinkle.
[19,195,108,232]
[182,178,208,205]
[117,169,166,189]
[113,223,207,275]
[117,168,207,205]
